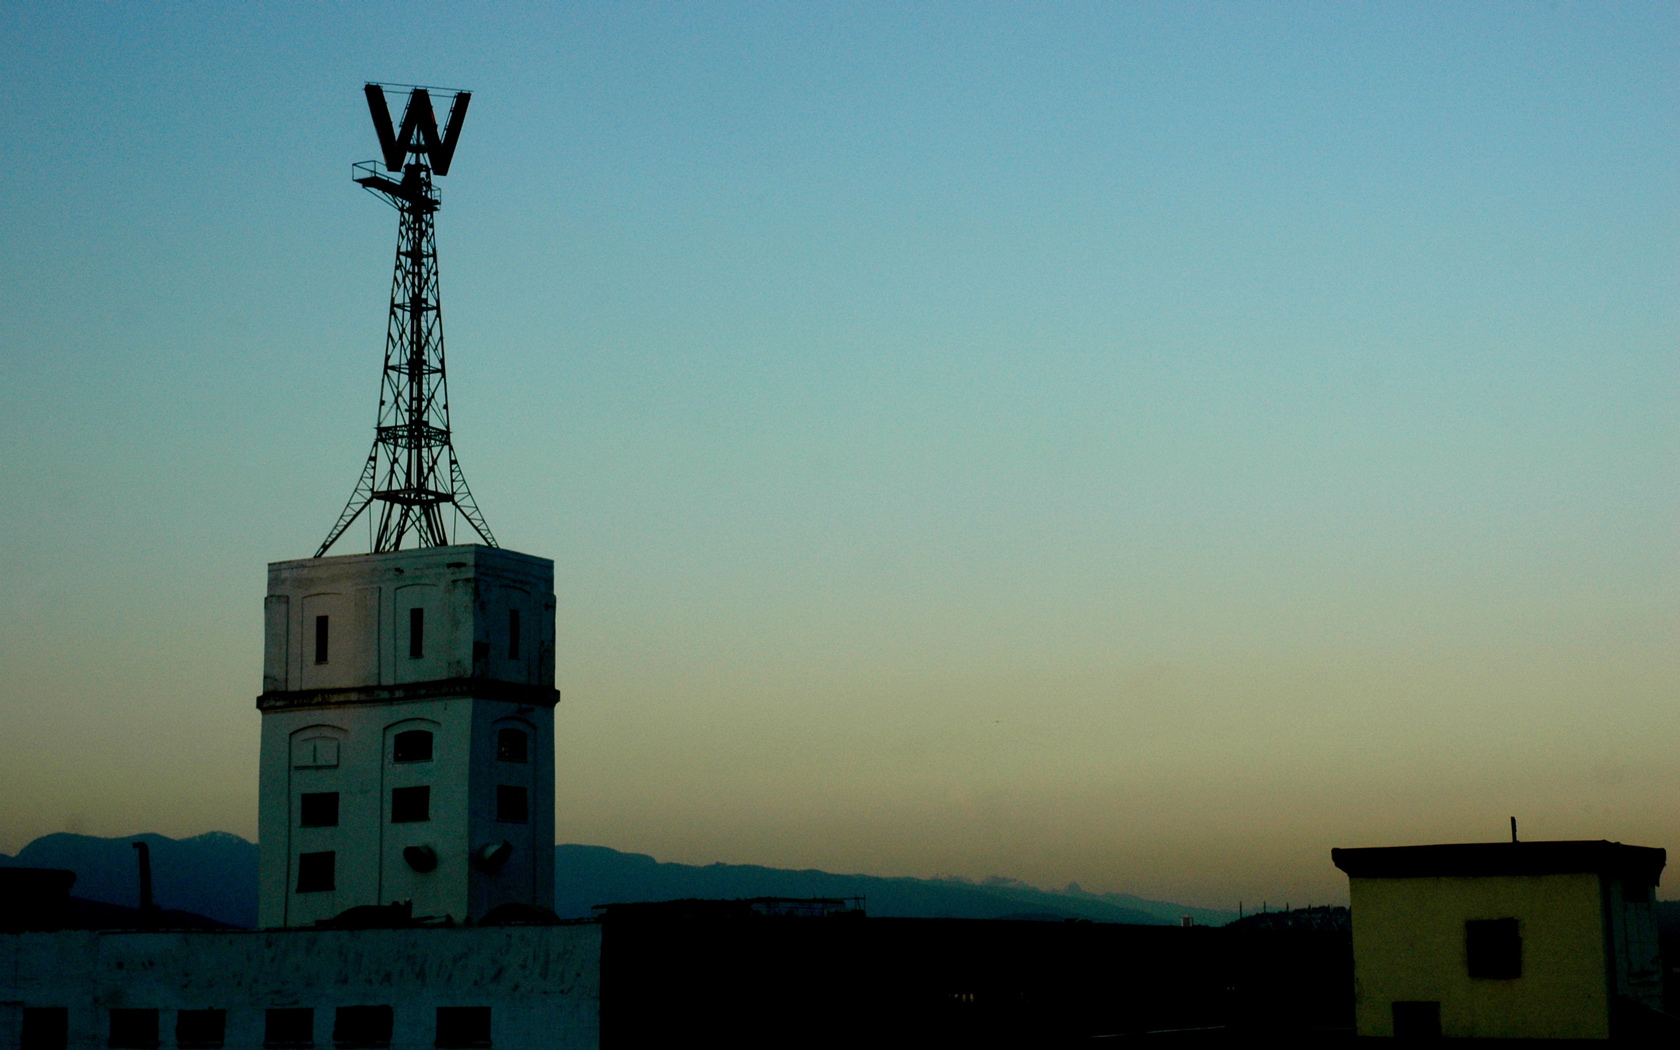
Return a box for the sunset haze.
[0,2,1675,911]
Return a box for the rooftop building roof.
[1331,840,1666,884]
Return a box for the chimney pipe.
[132,841,155,923]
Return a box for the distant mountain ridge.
[553,845,1234,925]
[0,832,259,929]
[0,833,1234,929]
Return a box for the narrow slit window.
[315,615,329,664]
[409,607,424,659]
[508,609,520,660]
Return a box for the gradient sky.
[0,2,1675,909]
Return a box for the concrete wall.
[257,545,558,928]
[0,924,599,1050]
[263,546,556,695]
[256,698,553,928]
[1349,872,1611,1040]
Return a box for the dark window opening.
[176,1009,226,1050]
[391,785,430,823]
[496,728,528,763]
[508,609,520,660]
[265,1008,313,1049]
[1466,917,1522,979]
[409,608,424,659]
[299,792,339,828]
[333,1006,392,1050]
[435,1007,492,1049]
[496,785,528,824]
[22,1007,69,1050]
[472,640,489,665]
[108,1009,159,1050]
[314,615,329,664]
[295,851,335,893]
[1626,880,1653,904]
[393,729,433,763]
[1392,1001,1441,1039]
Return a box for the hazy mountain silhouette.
[0,832,258,929]
[554,846,1233,924]
[0,833,1234,928]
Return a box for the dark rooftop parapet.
[1331,840,1666,884]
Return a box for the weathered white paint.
[257,546,558,928]
[0,924,600,1050]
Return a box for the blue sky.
[0,2,1675,906]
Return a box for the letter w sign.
[365,85,471,176]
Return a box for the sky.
[0,2,1675,909]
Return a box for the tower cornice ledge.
[257,678,559,712]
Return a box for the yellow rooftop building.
[1332,839,1666,1041]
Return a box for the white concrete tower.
[255,545,556,928]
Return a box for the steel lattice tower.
[317,84,495,558]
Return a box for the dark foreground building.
[598,898,1352,1048]
[3,879,1351,1049]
